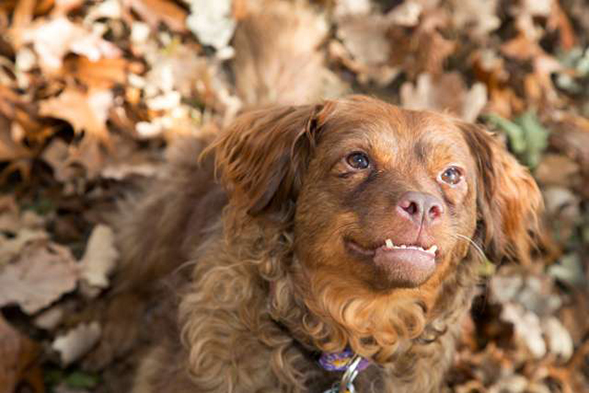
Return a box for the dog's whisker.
[453,234,487,263]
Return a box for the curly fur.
[126,96,541,393]
[92,3,543,392]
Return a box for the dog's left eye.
[440,166,463,185]
[346,152,370,169]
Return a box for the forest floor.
[0,0,588,392]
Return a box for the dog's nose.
[396,191,444,226]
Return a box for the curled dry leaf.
[0,316,43,393]
[0,240,78,314]
[501,303,546,359]
[233,1,329,106]
[63,56,142,90]
[79,224,118,289]
[542,316,574,362]
[400,72,487,122]
[52,322,101,366]
[19,16,121,74]
[124,0,187,33]
[187,0,236,51]
[450,0,500,38]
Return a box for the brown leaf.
[0,240,79,314]
[0,114,32,162]
[400,72,487,122]
[63,56,140,89]
[124,0,187,33]
[389,10,455,78]
[39,86,113,142]
[52,322,101,366]
[0,316,44,393]
[79,224,118,289]
[18,16,121,74]
[449,0,500,38]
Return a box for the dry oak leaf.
[0,113,33,162]
[39,87,113,142]
[124,0,187,33]
[388,9,455,78]
[0,240,78,314]
[52,322,101,366]
[0,316,44,393]
[63,56,142,90]
[19,16,121,74]
[79,224,118,289]
[400,72,487,122]
[449,0,500,38]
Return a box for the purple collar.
[320,350,370,393]
[319,349,371,372]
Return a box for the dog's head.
[213,95,542,359]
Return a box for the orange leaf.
[39,87,113,142]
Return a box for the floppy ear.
[210,104,328,216]
[459,122,543,264]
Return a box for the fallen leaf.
[124,0,187,33]
[449,0,500,38]
[0,114,33,162]
[52,322,101,366]
[19,16,121,74]
[0,316,43,393]
[63,56,138,89]
[389,10,455,78]
[400,72,487,121]
[485,111,549,168]
[39,86,113,142]
[79,224,118,289]
[542,316,574,361]
[233,1,330,106]
[534,154,580,187]
[0,240,78,314]
[337,15,391,68]
[187,0,236,50]
[34,306,65,330]
[0,227,49,265]
[548,253,586,288]
[501,303,546,358]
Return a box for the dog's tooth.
[385,239,394,248]
[400,245,406,248]
[428,245,438,254]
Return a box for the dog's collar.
[321,351,369,393]
[320,349,370,393]
[319,349,370,372]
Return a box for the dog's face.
[294,103,479,291]
[213,95,541,357]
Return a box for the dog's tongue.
[373,247,436,287]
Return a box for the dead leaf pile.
[0,0,588,392]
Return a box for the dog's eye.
[346,152,370,169]
[440,166,463,185]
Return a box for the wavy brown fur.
[91,3,543,392]
[128,96,541,393]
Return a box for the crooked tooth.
[427,245,438,254]
[385,239,394,248]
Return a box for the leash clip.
[323,355,363,393]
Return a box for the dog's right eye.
[346,152,370,169]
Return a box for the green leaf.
[513,111,549,169]
[483,111,549,169]
[65,371,100,389]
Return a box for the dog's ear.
[459,122,543,264]
[211,104,328,216]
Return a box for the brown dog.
[122,95,542,393]
[96,5,542,393]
